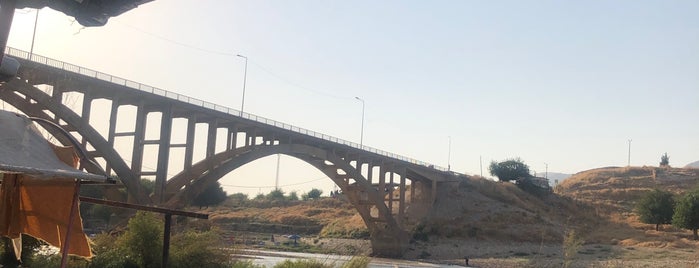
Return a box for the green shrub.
[0,235,44,266]
[169,230,231,268]
[273,259,333,268]
[120,212,163,268]
[563,229,584,268]
[231,259,265,268]
[341,256,370,268]
[89,212,233,268]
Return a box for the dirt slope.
[556,167,699,247]
[415,176,600,244]
[202,167,699,255]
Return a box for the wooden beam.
[79,196,208,219]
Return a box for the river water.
[237,249,467,268]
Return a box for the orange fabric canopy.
[0,173,92,257]
[0,111,93,258]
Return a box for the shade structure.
[0,111,109,182]
[0,110,108,258]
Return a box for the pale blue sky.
[5,1,699,195]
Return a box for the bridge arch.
[163,143,410,256]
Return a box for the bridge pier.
[369,227,411,257]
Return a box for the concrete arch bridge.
[0,47,464,256]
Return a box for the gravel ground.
[311,237,699,268]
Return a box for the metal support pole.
[162,214,172,268]
[60,180,81,268]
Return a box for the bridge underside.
[0,55,463,256]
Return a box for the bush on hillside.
[302,188,323,200]
[489,158,531,182]
[635,189,675,231]
[515,177,552,197]
[660,153,670,167]
[267,189,286,201]
[672,191,699,240]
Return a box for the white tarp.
[0,110,108,182]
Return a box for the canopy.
[0,110,106,258]
[0,111,109,182]
[15,0,154,27]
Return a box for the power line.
[115,21,238,57]
[221,176,328,189]
[112,20,353,101]
[249,61,351,100]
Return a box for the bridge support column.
[369,227,410,258]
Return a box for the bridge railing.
[5,47,450,172]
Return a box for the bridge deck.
[5,47,458,179]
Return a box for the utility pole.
[447,136,451,171]
[274,154,280,190]
[479,155,483,177]
[627,139,632,167]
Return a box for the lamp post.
[236,54,248,116]
[29,8,39,58]
[355,97,365,148]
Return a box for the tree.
[266,189,286,201]
[636,189,675,231]
[660,153,670,167]
[488,158,531,182]
[672,191,699,240]
[288,191,299,201]
[302,188,323,201]
[192,181,227,208]
[120,212,163,268]
[227,193,248,207]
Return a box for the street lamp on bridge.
[236,54,248,116]
[355,96,365,149]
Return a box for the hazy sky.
[5,1,698,196]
